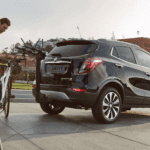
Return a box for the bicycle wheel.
[3,79,11,118]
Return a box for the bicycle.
[0,37,46,118]
[0,58,25,118]
[15,38,46,103]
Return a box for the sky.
[1,0,150,53]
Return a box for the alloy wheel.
[102,92,120,120]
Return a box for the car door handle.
[115,63,123,68]
[145,72,150,76]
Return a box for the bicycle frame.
[0,64,11,105]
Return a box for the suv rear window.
[47,43,97,57]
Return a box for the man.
[0,18,10,34]
[0,18,15,100]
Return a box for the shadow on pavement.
[0,110,150,142]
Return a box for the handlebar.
[0,58,26,68]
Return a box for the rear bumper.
[40,90,71,102]
[32,84,99,107]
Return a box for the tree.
[15,40,35,57]
[2,47,8,54]
[50,39,58,42]
[45,45,53,53]
[10,43,21,54]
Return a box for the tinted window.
[115,46,136,64]
[48,44,94,57]
[112,47,119,58]
[135,49,150,68]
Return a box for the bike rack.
[15,38,46,103]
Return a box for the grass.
[12,83,33,90]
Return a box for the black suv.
[33,39,150,124]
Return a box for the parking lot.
[1,102,150,150]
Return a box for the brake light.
[32,85,36,88]
[79,58,103,74]
[65,41,72,42]
[72,88,87,92]
[2,70,4,74]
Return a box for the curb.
[10,98,36,103]
[12,89,32,91]
[11,88,32,90]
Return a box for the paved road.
[0,102,150,149]
[0,90,150,149]
[11,89,35,103]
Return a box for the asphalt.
[0,102,150,150]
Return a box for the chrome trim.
[45,53,89,60]
[61,78,72,81]
[110,47,150,70]
[45,61,71,64]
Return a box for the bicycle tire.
[3,78,11,118]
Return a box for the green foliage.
[45,45,53,53]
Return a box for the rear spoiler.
[56,40,95,47]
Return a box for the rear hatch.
[41,40,98,85]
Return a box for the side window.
[112,47,119,58]
[115,46,136,64]
[135,49,150,68]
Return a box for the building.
[0,53,36,72]
[118,37,150,53]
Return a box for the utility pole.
[27,67,29,82]
[77,26,82,39]
[137,31,140,37]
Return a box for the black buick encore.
[32,39,150,124]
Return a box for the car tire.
[40,103,65,115]
[92,87,122,124]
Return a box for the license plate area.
[46,65,62,73]
[52,66,61,71]
[45,64,69,75]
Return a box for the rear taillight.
[72,88,87,92]
[32,85,36,88]
[79,58,103,74]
